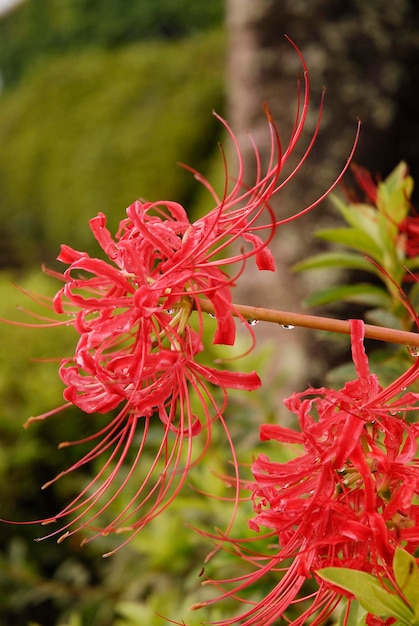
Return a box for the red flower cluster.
[9,41,359,553]
[200,320,419,625]
[52,198,267,417]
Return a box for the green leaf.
[393,548,419,617]
[303,284,392,308]
[365,308,403,330]
[338,203,381,243]
[377,162,414,225]
[293,252,379,274]
[316,227,383,260]
[317,568,414,624]
[382,162,410,194]
[338,599,364,626]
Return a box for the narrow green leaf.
[356,614,368,626]
[393,548,419,616]
[381,162,410,194]
[338,203,380,242]
[317,568,414,624]
[293,252,379,273]
[303,284,392,308]
[316,227,384,260]
[377,162,413,225]
[365,308,403,330]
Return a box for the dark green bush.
[0,269,279,626]
[0,0,224,87]
[0,29,225,268]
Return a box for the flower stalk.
[199,298,419,347]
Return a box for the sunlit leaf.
[377,161,413,225]
[316,227,383,260]
[393,548,419,617]
[294,252,378,273]
[303,283,392,308]
[317,568,414,624]
[338,203,380,243]
[337,599,364,626]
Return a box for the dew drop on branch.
[246,319,259,326]
[281,324,295,330]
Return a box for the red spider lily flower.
[196,320,419,626]
[20,202,267,550]
[43,35,359,418]
[28,325,261,554]
[5,40,360,550]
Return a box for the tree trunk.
[226,0,419,397]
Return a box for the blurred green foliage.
[0,6,236,624]
[0,0,224,87]
[0,269,284,626]
[0,28,225,268]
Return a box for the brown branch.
[199,299,419,348]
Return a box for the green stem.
[199,299,419,348]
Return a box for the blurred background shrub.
[0,29,224,268]
[0,2,243,625]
